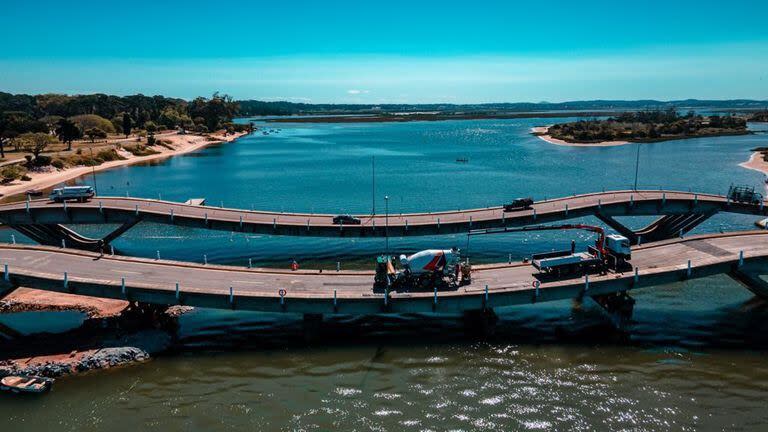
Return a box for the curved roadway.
[1,231,766,314]
[0,190,764,237]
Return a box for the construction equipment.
[469,224,632,274]
[374,248,468,290]
[728,184,763,205]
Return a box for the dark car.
[333,214,362,225]
[504,197,534,212]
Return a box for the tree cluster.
[0,92,240,158]
[548,109,747,143]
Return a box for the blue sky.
[1,0,767,103]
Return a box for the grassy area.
[0,132,172,163]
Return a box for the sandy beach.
[0,130,248,200]
[739,151,768,176]
[531,126,630,147]
[1,288,129,318]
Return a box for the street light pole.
[385,195,389,254]
[89,145,98,195]
[633,143,640,191]
[371,155,375,216]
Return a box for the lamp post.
[371,155,376,216]
[385,195,389,254]
[633,142,640,191]
[89,145,98,195]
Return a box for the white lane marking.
[110,269,143,275]
[231,280,265,285]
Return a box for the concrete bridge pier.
[591,292,636,331]
[463,308,499,338]
[596,211,715,245]
[111,302,180,333]
[9,218,141,253]
[728,267,768,300]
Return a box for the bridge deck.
[1,190,763,237]
[1,231,766,314]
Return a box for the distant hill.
[2,91,766,119]
[238,99,768,117]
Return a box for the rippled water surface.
[2,119,768,430]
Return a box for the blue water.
[3,119,768,430]
[23,117,765,268]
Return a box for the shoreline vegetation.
[0,92,248,200]
[748,111,768,122]
[0,130,247,200]
[534,109,749,146]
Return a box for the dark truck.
[728,185,763,205]
[504,197,534,212]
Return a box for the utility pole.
[633,143,640,191]
[385,195,389,254]
[371,155,375,215]
[89,146,98,195]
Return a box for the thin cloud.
[347,89,369,95]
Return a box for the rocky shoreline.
[0,294,183,379]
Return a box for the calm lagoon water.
[2,118,768,430]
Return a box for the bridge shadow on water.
[173,295,768,355]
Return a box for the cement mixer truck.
[374,248,469,290]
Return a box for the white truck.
[49,186,95,203]
[375,248,467,290]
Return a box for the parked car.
[504,197,534,212]
[333,214,361,225]
[49,186,95,203]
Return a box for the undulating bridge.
[2,231,768,329]
[0,190,765,251]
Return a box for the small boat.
[1,375,54,394]
[456,157,469,163]
[25,189,43,197]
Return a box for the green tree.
[70,114,116,134]
[19,132,57,159]
[122,113,132,138]
[144,121,158,133]
[188,92,239,132]
[0,164,26,183]
[85,127,107,142]
[55,118,82,151]
[0,112,48,157]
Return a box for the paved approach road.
[1,231,766,314]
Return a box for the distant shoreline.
[531,126,630,147]
[532,125,751,147]
[263,111,624,124]
[0,131,247,201]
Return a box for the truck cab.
[605,234,631,259]
[49,186,95,203]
